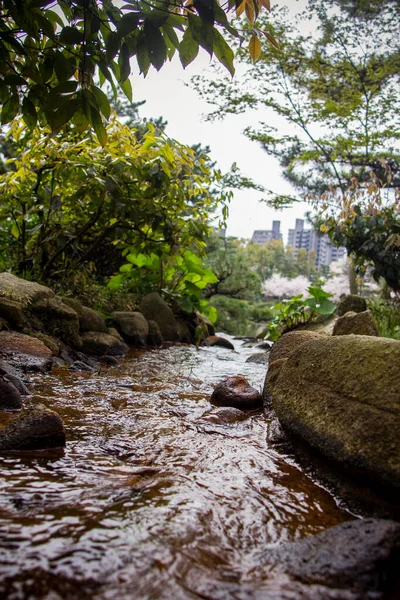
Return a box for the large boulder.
[0,331,53,373]
[332,309,379,337]
[80,332,128,356]
[0,405,66,450]
[0,273,53,306]
[111,311,149,345]
[271,335,400,489]
[147,320,163,346]
[0,297,25,329]
[32,296,81,347]
[263,518,400,595]
[337,294,367,316]
[79,306,108,333]
[210,376,262,411]
[268,330,322,364]
[139,293,179,342]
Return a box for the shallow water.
[0,339,355,599]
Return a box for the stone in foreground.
[211,376,262,411]
[271,335,400,489]
[0,377,23,410]
[264,518,400,594]
[0,406,66,450]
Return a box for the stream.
[0,337,357,599]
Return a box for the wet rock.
[332,309,379,337]
[0,273,54,306]
[30,332,60,355]
[147,320,163,346]
[69,360,96,372]
[246,352,269,364]
[177,319,192,343]
[0,377,22,410]
[262,358,288,410]
[0,297,25,329]
[0,361,30,396]
[0,405,66,451]
[107,327,124,341]
[111,311,149,345]
[211,376,262,411]
[201,335,235,350]
[79,306,108,333]
[0,332,53,373]
[202,407,249,424]
[272,335,400,489]
[265,518,400,595]
[32,296,81,348]
[337,294,367,317]
[255,341,272,350]
[139,292,179,342]
[80,332,128,357]
[268,330,322,364]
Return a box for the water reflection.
[0,338,352,599]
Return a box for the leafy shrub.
[268,286,336,341]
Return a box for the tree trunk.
[348,259,358,295]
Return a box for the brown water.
[0,339,355,599]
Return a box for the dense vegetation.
[0,0,398,339]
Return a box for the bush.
[368,298,400,340]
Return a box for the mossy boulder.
[80,331,128,356]
[0,297,25,329]
[268,330,322,364]
[271,335,400,489]
[0,274,81,347]
[337,294,367,316]
[332,309,379,337]
[111,311,149,345]
[147,320,163,346]
[262,357,288,409]
[139,293,179,342]
[79,306,107,333]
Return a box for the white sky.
[131,50,310,245]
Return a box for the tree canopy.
[0,0,273,142]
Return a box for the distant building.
[251,221,282,245]
[287,219,345,267]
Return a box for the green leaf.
[119,42,131,82]
[11,222,20,239]
[106,32,120,62]
[1,94,19,125]
[213,28,235,76]
[90,85,111,119]
[127,253,149,267]
[59,26,83,45]
[117,12,139,36]
[137,36,150,76]
[178,296,193,313]
[188,13,213,56]
[53,80,78,94]
[318,298,336,315]
[145,24,167,71]
[3,74,27,86]
[207,304,218,323]
[90,106,108,146]
[108,274,125,290]
[22,96,37,128]
[162,24,180,49]
[49,98,80,130]
[54,51,76,82]
[179,29,199,68]
[120,77,133,101]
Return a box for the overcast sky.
[131,47,310,245]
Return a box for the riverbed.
[0,338,355,599]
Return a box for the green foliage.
[368,296,400,340]
[0,116,230,300]
[109,249,219,321]
[314,185,400,292]
[209,295,273,336]
[0,0,273,142]
[268,286,336,340]
[204,235,262,300]
[217,0,399,202]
